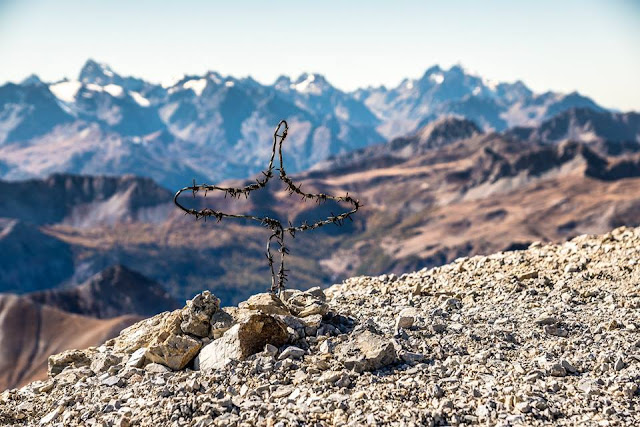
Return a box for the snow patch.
[429,73,445,84]
[103,84,124,98]
[291,74,323,95]
[183,79,207,96]
[49,80,82,102]
[483,78,498,91]
[225,81,235,87]
[86,83,104,92]
[472,87,481,96]
[130,91,150,107]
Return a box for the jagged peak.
[79,59,120,85]
[289,73,333,94]
[20,74,43,86]
[414,116,483,145]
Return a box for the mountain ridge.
[0,60,619,188]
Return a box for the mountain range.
[2,107,639,305]
[0,60,616,189]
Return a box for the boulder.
[90,352,122,373]
[286,291,329,318]
[238,293,290,316]
[112,311,181,353]
[48,349,94,377]
[195,314,288,371]
[336,330,397,373]
[146,333,202,370]
[180,291,220,337]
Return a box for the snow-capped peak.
[182,78,207,96]
[290,73,331,95]
[50,79,82,102]
[79,59,120,85]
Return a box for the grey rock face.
[196,314,288,371]
[286,291,329,318]
[180,291,220,337]
[48,349,93,377]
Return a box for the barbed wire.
[174,120,361,297]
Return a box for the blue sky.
[1,0,639,110]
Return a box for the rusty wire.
[174,120,361,296]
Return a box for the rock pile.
[2,227,640,426]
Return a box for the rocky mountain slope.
[0,61,611,188]
[2,226,639,426]
[0,264,178,391]
[0,294,139,391]
[25,265,180,318]
[2,111,640,305]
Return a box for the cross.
[174,120,361,297]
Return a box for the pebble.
[278,346,305,360]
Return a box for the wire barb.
[174,120,360,297]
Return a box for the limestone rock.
[395,307,418,330]
[146,333,202,370]
[209,309,234,339]
[90,352,122,374]
[196,314,288,371]
[286,291,329,318]
[125,347,148,368]
[238,293,290,316]
[112,310,181,353]
[48,349,94,377]
[180,291,220,337]
[278,346,305,360]
[336,330,397,373]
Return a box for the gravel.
[1,226,640,426]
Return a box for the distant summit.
[26,265,180,318]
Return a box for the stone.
[320,370,342,384]
[196,314,288,371]
[517,270,538,281]
[125,348,147,368]
[560,359,577,374]
[90,353,123,373]
[400,351,426,364]
[39,406,63,425]
[180,290,220,337]
[319,339,334,354]
[278,346,306,360]
[145,363,172,373]
[548,363,567,377]
[210,309,235,339]
[286,291,329,318]
[102,375,123,387]
[113,310,182,353]
[534,315,558,326]
[238,293,290,316]
[264,343,278,357]
[48,349,94,377]
[544,324,569,337]
[146,333,201,370]
[336,330,397,373]
[395,307,418,330]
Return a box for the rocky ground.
[2,226,640,426]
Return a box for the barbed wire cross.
[174,120,361,297]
